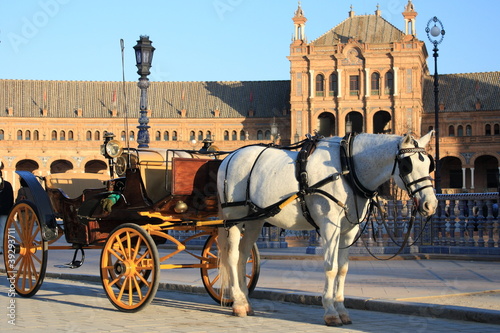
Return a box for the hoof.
[324,315,343,327]
[232,306,248,317]
[246,306,255,316]
[339,313,352,325]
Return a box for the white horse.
[216,132,437,326]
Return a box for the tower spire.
[402,0,417,36]
[292,1,307,42]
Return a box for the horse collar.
[340,133,378,199]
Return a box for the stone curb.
[38,271,500,325]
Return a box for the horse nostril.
[423,200,437,215]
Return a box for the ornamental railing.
[295,192,500,255]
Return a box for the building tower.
[288,2,427,140]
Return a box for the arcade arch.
[50,160,73,174]
[15,159,39,173]
[84,160,107,174]
[317,112,335,137]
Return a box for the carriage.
[3,130,438,326]
[2,133,260,312]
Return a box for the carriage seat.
[45,172,109,199]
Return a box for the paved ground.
[1,277,500,333]
[1,245,500,332]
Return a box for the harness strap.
[295,135,323,232]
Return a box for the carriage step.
[54,248,85,269]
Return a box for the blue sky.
[1,0,498,82]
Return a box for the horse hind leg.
[235,220,264,316]
[219,224,256,317]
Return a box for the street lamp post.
[133,35,155,148]
[426,17,445,194]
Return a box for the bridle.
[391,144,435,198]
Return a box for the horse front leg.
[332,226,358,325]
[320,220,344,327]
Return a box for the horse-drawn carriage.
[3,130,438,326]
[2,134,259,312]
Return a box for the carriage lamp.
[101,132,123,159]
[426,16,445,194]
[134,35,155,148]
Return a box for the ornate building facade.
[1,1,499,193]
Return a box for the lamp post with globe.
[426,17,445,194]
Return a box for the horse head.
[393,131,438,217]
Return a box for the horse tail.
[217,227,231,305]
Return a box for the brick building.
[1,1,499,193]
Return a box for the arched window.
[52,130,57,140]
[68,131,74,140]
[224,130,229,141]
[485,124,491,135]
[163,131,169,141]
[25,130,31,140]
[329,73,338,96]
[206,131,212,139]
[94,131,100,141]
[121,131,126,141]
[495,124,500,135]
[240,130,246,140]
[457,125,464,137]
[33,130,39,141]
[172,131,178,141]
[60,130,66,141]
[17,130,23,140]
[189,131,195,141]
[0,129,4,140]
[466,125,472,136]
[231,130,237,141]
[129,131,135,141]
[371,72,380,95]
[198,131,203,141]
[315,74,325,96]
[155,131,161,141]
[257,130,263,140]
[448,125,455,136]
[385,71,394,94]
[264,130,271,140]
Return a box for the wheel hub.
[113,260,136,276]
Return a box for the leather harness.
[220,133,432,232]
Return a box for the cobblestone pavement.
[1,276,500,333]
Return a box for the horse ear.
[400,133,413,147]
[418,130,434,147]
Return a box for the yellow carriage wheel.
[200,234,260,306]
[100,223,160,312]
[2,201,48,297]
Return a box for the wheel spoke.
[132,275,143,299]
[136,270,151,287]
[127,277,134,306]
[209,273,220,287]
[133,236,142,258]
[114,234,127,259]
